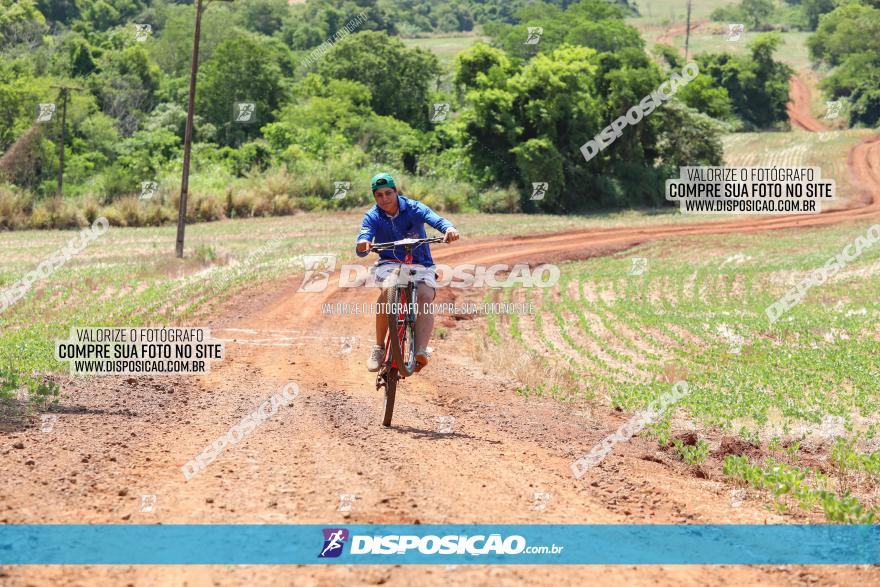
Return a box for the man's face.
[373,187,398,215]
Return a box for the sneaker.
[367,344,384,372]
[414,348,430,373]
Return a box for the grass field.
[679,29,813,70]
[722,128,874,208]
[630,0,732,26]
[478,219,880,522]
[402,34,488,67]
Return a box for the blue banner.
[1,524,877,565]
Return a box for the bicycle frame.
[381,249,417,376]
[370,236,444,426]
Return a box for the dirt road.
[3,80,880,585]
[787,75,828,132]
[656,21,707,49]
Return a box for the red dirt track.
[3,78,880,585]
[787,75,828,132]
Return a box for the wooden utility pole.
[176,0,205,258]
[49,84,83,198]
[684,0,693,62]
[176,0,234,258]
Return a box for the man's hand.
[443,228,460,243]
[356,240,372,254]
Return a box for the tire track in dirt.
[787,75,827,132]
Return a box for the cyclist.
[355,172,459,373]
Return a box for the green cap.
[370,172,396,192]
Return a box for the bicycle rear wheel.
[382,368,397,427]
[384,283,417,377]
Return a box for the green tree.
[316,31,441,130]
[802,0,836,30]
[72,0,146,32]
[808,2,880,66]
[67,35,98,77]
[697,33,792,129]
[0,62,47,152]
[238,0,288,36]
[654,101,727,171]
[35,0,78,25]
[263,75,374,161]
[564,19,643,53]
[281,0,395,50]
[453,42,512,97]
[850,83,880,127]
[197,34,285,147]
[741,0,775,29]
[822,52,880,98]
[674,74,735,122]
[0,0,47,49]
[148,2,237,78]
[487,0,641,60]
[90,44,162,136]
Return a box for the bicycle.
[369,236,445,427]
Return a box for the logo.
[824,100,842,120]
[716,324,744,354]
[319,528,349,558]
[234,102,256,123]
[40,414,58,432]
[525,27,543,45]
[438,415,456,434]
[727,23,744,42]
[719,253,750,269]
[298,255,337,292]
[134,23,152,42]
[530,182,548,201]
[532,491,551,512]
[333,181,350,200]
[36,103,56,123]
[339,336,356,355]
[629,257,648,276]
[140,181,158,200]
[140,494,156,513]
[431,103,450,122]
[338,494,357,512]
[730,488,746,508]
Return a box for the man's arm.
[414,200,459,242]
[355,213,375,257]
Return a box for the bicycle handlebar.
[369,236,445,252]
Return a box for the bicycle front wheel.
[384,283,417,377]
[382,368,397,427]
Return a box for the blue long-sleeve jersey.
[355,195,454,267]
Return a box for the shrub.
[478,186,520,213]
[0,127,46,190]
[114,197,146,227]
[81,196,101,224]
[271,194,296,216]
[0,184,33,229]
[295,195,326,212]
[192,193,224,222]
[250,192,273,217]
[100,203,126,227]
[29,197,85,229]
[226,189,254,218]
